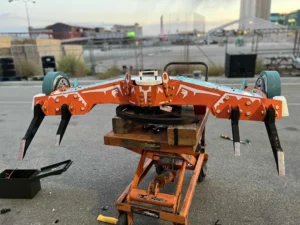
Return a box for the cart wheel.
[117,213,128,225]
[254,71,281,98]
[195,143,205,153]
[198,162,207,183]
[42,71,70,95]
[155,165,166,175]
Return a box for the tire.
[198,162,207,183]
[240,78,248,89]
[255,71,281,98]
[42,71,70,95]
[117,213,128,225]
[155,165,165,175]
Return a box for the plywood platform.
[104,109,210,154]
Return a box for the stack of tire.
[41,56,56,75]
[0,57,16,81]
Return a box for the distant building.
[239,0,271,30]
[271,10,300,28]
[45,23,95,39]
[111,23,143,37]
[42,22,142,40]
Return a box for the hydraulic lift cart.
[104,106,209,225]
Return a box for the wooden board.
[104,110,210,154]
[112,116,136,134]
[167,106,198,146]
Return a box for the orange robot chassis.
[19,62,289,225]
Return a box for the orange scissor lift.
[19,62,289,225]
[104,106,209,225]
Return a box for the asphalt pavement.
[0,82,300,225]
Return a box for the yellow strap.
[97,214,118,224]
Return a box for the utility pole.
[9,0,36,38]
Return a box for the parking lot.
[0,82,300,225]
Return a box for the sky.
[0,0,299,35]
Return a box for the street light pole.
[9,0,36,38]
[24,1,31,35]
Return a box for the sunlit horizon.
[0,0,299,35]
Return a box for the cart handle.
[32,159,73,180]
[163,62,209,81]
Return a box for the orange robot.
[19,62,289,225]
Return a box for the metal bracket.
[56,104,72,146]
[19,104,45,160]
[264,108,285,176]
[124,72,131,96]
[231,107,241,156]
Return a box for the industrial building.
[271,10,300,27]
[239,0,271,29]
[40,22,143,40]
[45,23,96,39]
[111,23,143,37]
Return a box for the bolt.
[169,100,172,103]
[69,106,74,111]
[43,106,47,111]
[172,86,175,90]
[261,110,265,115]
[246,112,251,116]
[275,112,278,116]
[246,101,251,106]
[216,109,221,114]
[240,109,243,113]
[225,96,229,100]
[74,95,78,99]
[80,107,85,111]
[55,98,59,103]
[275,105,279,110]
[227,109,231,114]
[56,108,59,112]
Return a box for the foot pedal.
[56,104,71,146]
[231,107,240,156]
[19,104,45,160]
[264,108,285,176]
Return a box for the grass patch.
[255,57,267,74]
[15,59,41,76]
[57,54,90,77]
[97,65,122,79]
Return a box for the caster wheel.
[195,143,205,153]
[117,213,128,225]
[42,71,70,95]
[155,165,166,175]
[255,71,281,98]
[198,161,207,183]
